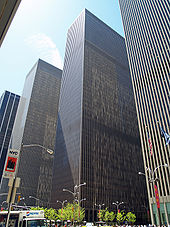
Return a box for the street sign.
[6,177,20,203]
[3,149,20,178]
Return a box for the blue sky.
[0,0,124,96]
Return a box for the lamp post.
[95,204,105,221]
[75,198,86,204]
[57,200,67,226]
[19,197,26,207]
[17,196,25,205]
[5,144,54,227]
[29,195,42,207]
[141,205,150,224]
[22,144,53,155]
[138,163,168,226]
[112,201,124,213]
[75,198,86,223]
[0,201,7,210]
[63,182,86,226]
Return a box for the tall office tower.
[0,91,20,183]
[3,59,62,206]
[51,9,148,223]
[118,0,170,225]
[0,0,22,46]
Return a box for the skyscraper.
[0,0,22,46]
[118,0,169,225]
[51,9,148,223]
[3,59,62,206]
[0,91,20,183]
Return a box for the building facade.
[3,59,62,206]
[118,0,170,225]
[0,91,20,183]
[0,0,22,47]
[51,9,148,223]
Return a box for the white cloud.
[25,33,63,69]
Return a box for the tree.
[31,207,58,221]
[126,212,136,224]
[45,208,58,221]
[108,211,116,222]
[97,209,105,221]
[57,202,85,223]
[116,211,126,224]
[75,203,85,222]
[103,210,115,223]
[97,208,115,223]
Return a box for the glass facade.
[119,0,170,225]
[51,10,148,223]
[0,91,20,183]
[1,59,62,206]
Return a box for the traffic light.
[17,195,21,203]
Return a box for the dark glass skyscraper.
[51,9,148,223]
[119,0,169,225]
[0,91,20,183]
[3,59,62,206]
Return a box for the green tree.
[45,208,58,221]
[97,209,105,221]
[74,203,85,222]
[31,207,58,221]
[57,202,85,223]
[97,208,115,223]
[103,210,110,223]
[108,211,116,222]
[116,211,126,224]
[126,212,136,224]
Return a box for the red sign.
[5,157,17,172]
[154,184,160,208]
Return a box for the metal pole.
[4,144,53,227]
[151,181,161,226]
[139,164,168,226]
[5,177,16,227]
[63,183,86,226]
[73,186,76,227]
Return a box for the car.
[86,223,94,227]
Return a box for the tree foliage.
[97,208,115,223]
[57,203,85,222]
[31,203,85,222]
[126,212,136,224]
[31,205,136,224]
[116,211,126,224]
[31,207,58,220]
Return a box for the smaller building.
[9,59,62,206]
[0,91,20,183]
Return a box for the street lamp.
[63,182,86,201]
[112,201,124,213]
[57,200,67,225]
[1,201,7,210]
[29,195,42,207]
[75,198,86,204]
[20,197,26,206]
[63,182,86,226]
[75,198,86,223]
[138,163,168,226]
[141,205,150,223]
[17,197,26,207]
[95,204,105,221]
[22,144,53,155]
[57,199,67,207]
[5,144,54,227]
